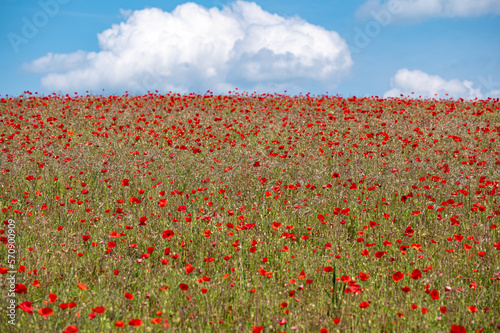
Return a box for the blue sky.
[2,0,500,99]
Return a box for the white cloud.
[383,68,485,99]
[23,51,94,74]
[357,0,500,22]
[119,8,133,19]
[25,1,352,95]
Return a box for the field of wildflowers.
[0,91,499,332]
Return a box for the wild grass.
[0,92,499,332]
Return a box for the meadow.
[0,91,499,332]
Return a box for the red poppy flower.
[323,266,333,272]
[121,179,129,186]
[374,251,387,258]
[392,271,404,282]
[185,263,195,274]
[49,293,57,303]
[151,318,162,324]
[340,275,351,283]
[468,305,478,313]
[115,321,125,327]
[401,286,411,293]
[450,325,466,333]
[421,308,429,314]
[15,284,27,294]
[125,292,134,300]
[62,325,79,333]
[359,301,370,309]
[404,226,414,235]
[439,306,447,314]
[92,306,105,314]
[38,307,54,317]
[408,269,422,280]
[129,197,141,203]
[158,198,168,207]
[77,282,88,291]
[162,229,174,239]
[128,319,143,327]
[179,283,189,291]
[17,301,34,314]
[333,318,340,324]
[430,289,439,300]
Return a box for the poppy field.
[0,91,499,332]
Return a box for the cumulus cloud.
[383,68,486,99]
[24,1,352,95]
[356,0,500,23]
